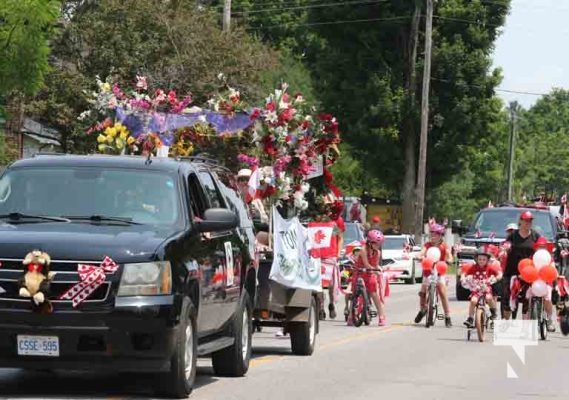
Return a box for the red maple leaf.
[314,230,326,244]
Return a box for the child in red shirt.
[461,246,503,328]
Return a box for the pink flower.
[136,75,148,91]
[249,108,262,120]
[282,93,290,103]
[112,84,124,99]
[279,107,295,123]
[154,89,166,103]
[171,95,192,113]
[266,102,276,112]
[168,90,178,106]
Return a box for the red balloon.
[461,262,472,274]
[520,265,539,283]
[538,265,558,284]
[518,258,533,274]
[422,258,434,271]
[435,261,448,275]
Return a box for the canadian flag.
[307,222,334,249]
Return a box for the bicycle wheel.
[351,287,367,327]
[537,300,548,340]
[426,284,436,328]
[475,307,485,342]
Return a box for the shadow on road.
[0,366,220,399]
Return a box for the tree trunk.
[400,1,421,234]
[4,94,23,162]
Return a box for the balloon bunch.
[422,247,448,275]
[518,249,559,297]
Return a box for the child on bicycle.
[461,246,503,328]
[414,223,453,327]
[343,246,361,319]
[349,229,387,326]
[525,237,556,331]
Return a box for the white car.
[381,235,422,284]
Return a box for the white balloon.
[426,247,441,262]
[531,279,548,297]
[533,249,552,270]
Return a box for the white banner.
[269,207,322,292]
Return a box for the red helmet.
[532,236,554,252]
[520,211,534,221]
[367,229,384,244]
[486,244,500,258]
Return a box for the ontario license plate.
[17,335,59,357]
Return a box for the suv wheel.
[157,301,197,398]
[456,278,470,301]
[212,292,252,377]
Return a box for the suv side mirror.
[195,208,239,232]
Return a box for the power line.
[431,77,548,96]
[246,15,411,30]
[232,0,388,15]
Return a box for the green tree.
[0,0,61,96]
[27,0,279,153]
[301,0,510,231]
[514,89,569,200]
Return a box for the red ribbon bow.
[59,256,118,307]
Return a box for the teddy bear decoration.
[18,250,56,314]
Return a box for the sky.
[492,0,569,109]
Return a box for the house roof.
[22,132,61,146]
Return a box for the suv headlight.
[117,261,172,296]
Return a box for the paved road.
[2,278,569,400]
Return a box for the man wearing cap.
[500,211,542,321]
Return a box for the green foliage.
[514,90,569,200]
[427,166,479,222]
[329,144,388,197]
[0,0,61,96]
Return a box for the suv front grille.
[0,259,114,305]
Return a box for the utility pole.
[507,101,517,201]
[414,0,434,241]
[223,0,232,32]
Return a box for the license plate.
[17,335,59,357]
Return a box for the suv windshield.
[469,209,554,241]
[383,236,406,250]
[0,167,182,227]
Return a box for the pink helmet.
[429,223,445,235]
[367,229,384,244]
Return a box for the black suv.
[0,154,257,398]
[453,205,568,301]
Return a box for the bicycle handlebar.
[343,266,383,273]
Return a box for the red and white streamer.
[59,256,118,307]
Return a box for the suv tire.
[212,292,252,377]
[157,301,197,399]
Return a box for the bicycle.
[344,266,380,327]
[425,266,445,328]
[529,293,549,340]
[462,276,496,342]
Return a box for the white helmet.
[237,169,252,179]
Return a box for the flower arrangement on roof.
[81,75,343,215]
